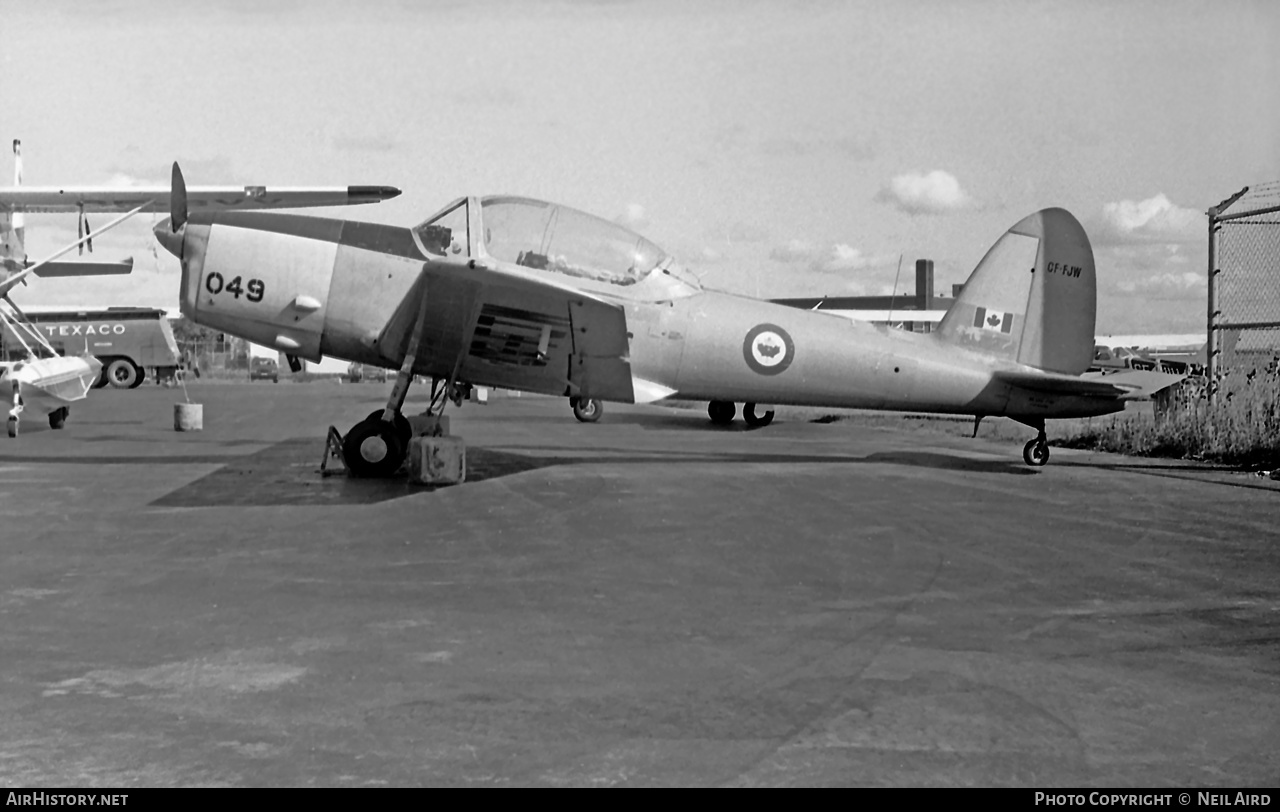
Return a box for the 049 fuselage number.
[205,272,265,302]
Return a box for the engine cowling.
[176,213,340,362]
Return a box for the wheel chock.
[319,425,350,477]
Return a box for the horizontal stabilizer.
[994,368,1186,400]
[33,257,134,277]
[1080,369,1188,399]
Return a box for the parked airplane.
[152,163,1183,474]
[0,143,401,436]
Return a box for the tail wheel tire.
[707,400,736,425]
[343,418,407,478]
[1023,439,1050,466]
[572,397,603,423]
[105,358,140,389]
[6,417,16,438]
[743,403,774,428]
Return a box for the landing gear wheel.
[708,400,736,425]
[1023,438,1050,466]
[743,403,774,428]
[105,358,140,389]
[49,407,69,430]
[343,417,407,478]
[365,409,412,448]
[571,397,603,423]
[6,417,16,438]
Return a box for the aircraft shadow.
[148,438,1035,508]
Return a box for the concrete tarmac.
[1,383,1277,787]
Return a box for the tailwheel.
[342,415,407,478]
[571,396,603,423]
[6,417,16,438]
[707,400,736,425]
[1022,435,1050,466]
[49,407,69,430]
[743,403,774,428]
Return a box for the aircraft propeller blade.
[170,161,188,231]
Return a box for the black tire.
[572,397,603,423]
[342,417,406,478]
[48,407,68,430]
[707,400,736,425]
[105,358,140,389]
[91,368,110,389]
[1023,439,1050,466]
[6,417,16,438]
[743,403,774,428]
[365,409,413,448]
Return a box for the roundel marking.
[743,323,794,375]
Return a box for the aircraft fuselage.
[160,211,1123,423]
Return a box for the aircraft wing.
[33,257,133,276]
[0,184,400,214]
[995,368,1187,400]
[377,259,636,402]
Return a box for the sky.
[3,0,1277,335]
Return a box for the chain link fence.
[1208,181,1280,400]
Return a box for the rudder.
[937,207,1095,374]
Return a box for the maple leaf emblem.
[756,341,781,358]
[987,313,1001,327]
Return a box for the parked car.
[250,356,279,382]
[346,362,387,383]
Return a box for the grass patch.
[1054,374,1280,469]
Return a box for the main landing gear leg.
[1020,418,1050,467]
[342,278,432,478]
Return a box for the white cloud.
[1113,271,1205,299]
[1095,194,1203,244]
[875,170,974,215]
[769,238,818,263]
[814,244,898,273]
[615,203,649,231]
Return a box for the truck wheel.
[105,358,140,389]
[49,407,68,430]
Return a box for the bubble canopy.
[412,195,685,289]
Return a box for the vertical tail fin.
[1,140,24,274]
[936,207,1095,374]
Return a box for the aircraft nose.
[153,219,184,259]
